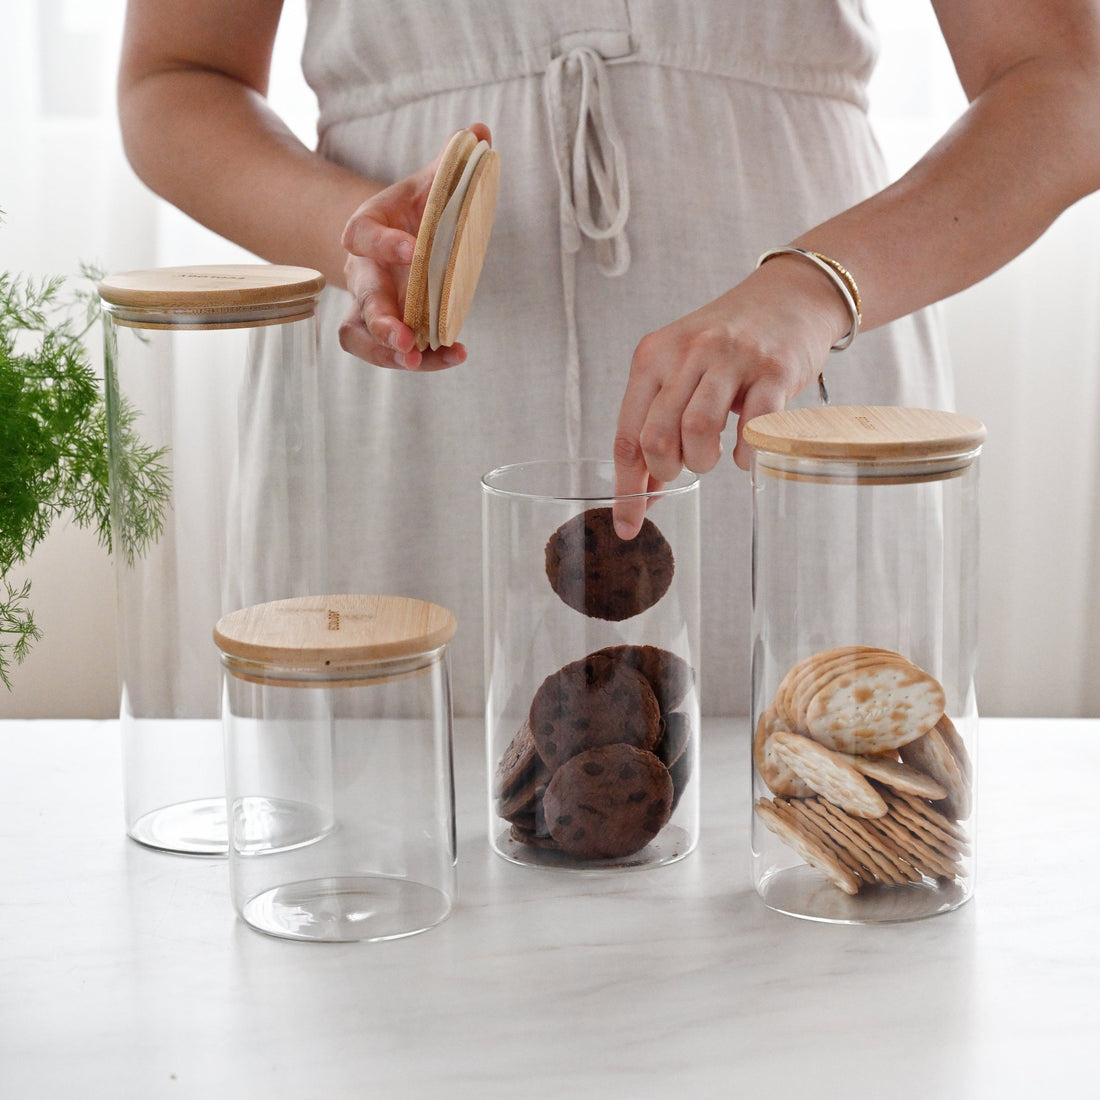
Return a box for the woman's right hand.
[338,123,492,370]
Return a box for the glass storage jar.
[214,593,458,943]
[482,459,700,870]
[98,265,326,854]
[744,406,985,923]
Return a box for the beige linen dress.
[299,0,953,715]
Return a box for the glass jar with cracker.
[744,406,985,922]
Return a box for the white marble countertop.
[1,717,1097,1098]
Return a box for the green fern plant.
[0,215,169,689]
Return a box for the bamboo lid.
[213,594,457,680]
[743,407,986,483]
[98,264,325,328]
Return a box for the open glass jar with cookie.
[482,460,700,870]
[744,407,985,922]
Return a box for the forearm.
[119,68,378,289]
[793,52,1100,331]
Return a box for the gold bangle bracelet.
[756,246,863,352]
[810,252,863,324]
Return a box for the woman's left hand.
[611,254,848,538]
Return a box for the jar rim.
[481,458,698,503]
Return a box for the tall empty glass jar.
[99,265,327,854]
[744,406,985,923]
[482,460,700,871]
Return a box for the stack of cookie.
[495,506,695,862]
[495,645,693,859]
[754,645,972,896]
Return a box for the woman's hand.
[338,123,492,370]
[611,254,849,538]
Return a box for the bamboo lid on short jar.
[213,594,458,686]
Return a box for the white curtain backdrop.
[1,0,1097,717]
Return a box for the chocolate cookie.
[658,711,694,812]
[509,822,561,851]
[494,720,550,824]
[593,644,693,714]
[528,652,661,771]
[655,710,691,770]
[544,507,674,621]
[543,744,674,859]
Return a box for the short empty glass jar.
[214,593,458,942]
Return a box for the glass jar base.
[239,876,453,942]
[232,796,333,855]
[128,797,228,856]
[757,864,971,924]
[492,823,696,873]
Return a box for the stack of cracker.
[755,645,972,896]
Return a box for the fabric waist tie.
[544,44,632,459]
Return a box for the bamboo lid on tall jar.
[743,406,986,484]
[98,264,325,329]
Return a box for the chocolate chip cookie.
[543,743,674,859]
[544,506,674,621]
[528,652,661,771]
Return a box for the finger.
[350,268,408,347]
[642,358,726,484]
[680,369,739,474]
[613,366,664,539]
[732,376,789,470]
[342,217,417,264]
[338,310,423,370]
[415,342,468,372]
[636,363,712,484]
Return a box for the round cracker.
[753,706,813,798]
[934,712,974,783]
[802,799,902,884]
[898,725,971,820]
[756,797,860,896]
[873,809,960,879]
[776,647,894,730]
[891,789,971,846]
[812,798,919,884]
[769,728,888,818]
[851,754,948,801]
[805,661,945,754]
[793,650,909,733]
